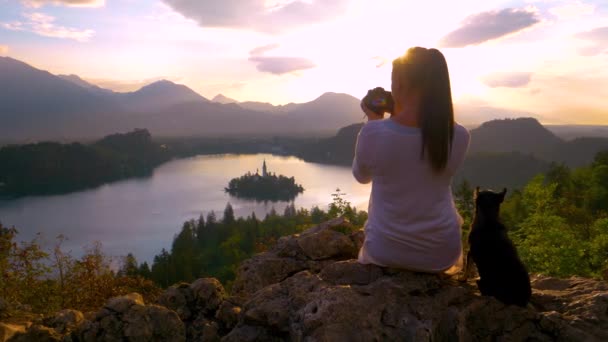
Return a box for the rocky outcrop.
[4,218,608,341]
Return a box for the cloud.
[249,44,280,56]
[439,8,540,48]
[248,43,315,75]
[2,12,94,42]
[481,72,533,88]
[161,0,348,33]
[549,1,594,20]
[248,56,315,74]
[576,26,608,56]
[21,0,105,8]
[0,45,8,55]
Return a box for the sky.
[1,0,608,124]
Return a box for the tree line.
[0,129,170,196]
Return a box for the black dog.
[465,188,531,307]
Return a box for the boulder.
[8,324,62,342]
[231,218,361,298]
[73,293,186,342]
[42,309,84,334]
[0,322,26,342]
[190,278,226,314]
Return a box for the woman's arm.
[352,125,374,184]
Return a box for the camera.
[363,87,394,115]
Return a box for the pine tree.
[223,203,235,224]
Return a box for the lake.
[0,154,371,263]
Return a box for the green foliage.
[150,199,368,288]
[494,151,608,279]
[0,226,161,314]
[0,129,169,197]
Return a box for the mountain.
[238,101,300,113]
[212,94,238,104]
[58,74,113,95]
[284,92,362,134]
[546,125,608,140]
[120,80,209,112]
[0,58,366,140]
[0,57,121,140]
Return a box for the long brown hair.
[392,47,455,172]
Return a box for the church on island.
[225,160,304,201]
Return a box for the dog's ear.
[499,188,507,202]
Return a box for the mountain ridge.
[0,57,362,140]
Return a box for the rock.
[297,219,357,260]
[187,317,220,342]
[231,219,360,298]
[42,309,84,334]
[221,324,284,342]
[531,275,608,340]
[8,324,62,342]
[0,322,26,342]
[215,301,241,331]
[224,220,608,341]
[156,283,194,320]
[0,299,8,319]
[349,228,365,250]
[73,293,186,342]
[190,278,226,314]
[319,259,383,285]
[105,292,144,314]
[7,219,608,341]
[231,256,307,298]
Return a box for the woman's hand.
[361,101,384,121]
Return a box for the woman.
[354,47,470,273]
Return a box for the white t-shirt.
[353,118,470,272]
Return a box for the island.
[225,160,304,201]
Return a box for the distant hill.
[544,137,608,168]
[0,57,363,140]
[455,152,552,190]
[468,118,563,156]
[0,57,122,140]
[118,80,209,112]
[212,94,238,104]
[546,125,608,140]
[295,123,363,165]
[238,101,301,113]
[58,74,114,95]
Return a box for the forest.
[0,129,170,196]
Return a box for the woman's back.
[353,119,470,272]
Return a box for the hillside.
[0,57,121,139]
[468,117,563,156]
[5,218,607,341]
[0,129,169,196]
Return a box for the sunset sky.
[1,0,607,124]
